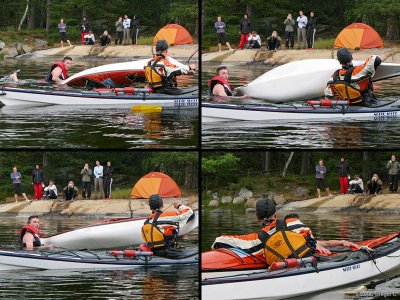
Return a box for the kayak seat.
[153,248,197,260]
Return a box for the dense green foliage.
[0,151,198,200]
[202,0,399,48]
[202,151,398,193]
[0,0,198,42]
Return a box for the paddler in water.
[324,48,382,106]
[141,194,193,257]
[18,215,53,250]
[145,40,196,95]
[212,199,360,265]
[208,65,232,97]
[9,56,73,84]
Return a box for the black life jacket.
[141,211,180,249]
[331,66,373,105]
[258,218,315,265]
[18,224,41,249]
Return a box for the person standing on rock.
[296,11,307,49]
[132,15,139,45]
[123,14,131,45]
[11,166,30,203]
[81,163,92,199]
[94,160,104,199]
[104,161,114,199]
[58,18,73,48]
[238,13,251,50]
[115,16,123,45]
[32,164,45,201]
[215,16,233,52]
[306,12,317,49]
[387,155,399,192]
[80,16,90,45]
[316,159,332,198]
[336,157,350,194]
[284,13,295,49]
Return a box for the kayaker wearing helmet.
[212,199,360,265]
[18,215,53,250]
[144,40,196,94]
[324,48,382,105]
[141,194,193,255]
[208,65,232,97]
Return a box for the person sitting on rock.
[366,174,383,195]
[348,174,364,194]
[266,31,282,51]
[44,180,58,199]
[99,31,111,46]
[247,31,261,49]
[84,30,95,45]
[63,181,78,201]
[211,198,360,264]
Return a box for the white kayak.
[0,248,198,270]
[202,98,400,122]
[40,210,198,250]
[62,56,187,88]
[235,59,400,102]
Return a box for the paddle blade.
[131,105,162,113]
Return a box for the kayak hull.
[202,234,400,300]
[235,59,400,102]
[40,210,198,250]
[202,99,400,122]
[0,249,198,270]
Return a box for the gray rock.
[3,46,18,58]
[245,198,257,208]
[16,43,24,55]
[246,208,256,213]
[0,40,5,50]
[212,192,219,200]
[274,195,286,205]
[210,208,224,214]
[294,187,310,197]
[206,190,212,196]
[22,44,33,54]
[208,200,219,207]
[233,197,246,204]
[34,39,48,47]
[221,195,232,204]
[234,187,253,203]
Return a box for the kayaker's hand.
[189,64,196,71]
[173,200,182,209]
[341,240,360,249]
[316,245,331,255]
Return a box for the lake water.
[202,61,400,149]
[202,209,400,299]
[0,215,199,299]
[0,57,199,149]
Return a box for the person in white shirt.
[123,14,131,45]
[247,31,261,49]
[296,10,308,49]
[44,180,57,199]
[84,30,95,45]
[349,174,364,194]
[93,160,105,199]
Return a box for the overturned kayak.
[235,59,400,102]
[202,98,400,122]
[0,248,198,271]
[202,233,400,300]
[0,86,198,107]
[40,210,198,250]
[62,57,188,88]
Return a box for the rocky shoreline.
[202,48,400,65]
[0,197,199,217]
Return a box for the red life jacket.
[208,76,232,96]
[45,62,68,82]
[18,224,41,249]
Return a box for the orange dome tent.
[153,24,193,46]
[131,172,182,199]
[334,23,384,49]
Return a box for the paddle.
[131,105,162,113]
[344,272,400,296]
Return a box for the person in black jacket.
[238,13,251,49]
[306,12,317,49]
[104,161,114,199]
[32,164,45,201]
[132,15,139,45]
[336,157,350,194]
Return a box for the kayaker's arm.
[51,67,64,83]
[317,239,360,250]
